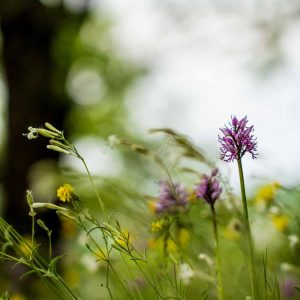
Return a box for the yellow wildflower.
[57,184,74,202]
[178,228,190,247]
[151,219,165,233]
[167,238,177,253]
[271,215,289,232]
[95,249,108,261]
[255,181,281,205]
[115,230,130,249]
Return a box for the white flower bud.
[46,145,70,155]
[45,122,62,134]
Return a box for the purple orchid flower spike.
[154,181,188,214]
[218,116,258,162]
[196,168,222,206]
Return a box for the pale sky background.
[82,0,300,191]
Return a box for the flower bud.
[46,145,70,155]
[45,122,62,134]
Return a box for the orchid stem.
[237,158,257,300]
[211,204,224,300]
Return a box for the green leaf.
[20,270,36,280]
[48,255,66,274]
[1,241,12,253]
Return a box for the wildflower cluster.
[2,117,296,300]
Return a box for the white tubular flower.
[24,127,39,139]
[198,253,214,266]
[178,263,194,285]
[108,135,120,149]
[288,235,299,248]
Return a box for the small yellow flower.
[151,219,165,233]
[95,249,108,261]
[115,230,130,249]
[167,238,177,253]
[57,184,74,202]
[271,215,289,232]
[178,228,190,247]
[255,181,281,205]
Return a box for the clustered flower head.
[152,181,188,214]
[24,123,73,155]
[151,219,167,233]
[57,184,74,203]
[196,169,222,206]
[218,116,258,162]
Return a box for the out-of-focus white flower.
[269,206,280,215]
[81,254,98,273]
[245,296,252,300]
[198,253,214,266]
[24,127,39,139]
[288,235,299,248]
[281,263,293,272]
[77,232,87,246]
[178,263,194,285]
[108,135,120,149]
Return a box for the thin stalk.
[31,215,35,251]
[78,154,107,219]
[120,253,144,300]
[48,232,52,261]
[133,260,164,300]
[210,204,224,300]
[173,262,179,297]
[105,261,114,300]
[237,158,257,300]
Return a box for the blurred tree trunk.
[0,1,85,233]
[0,1,88,295]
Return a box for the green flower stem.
[237,158,257,300]
[78,154,107,219]
[48,231,52,261]
[210,204,224,300]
